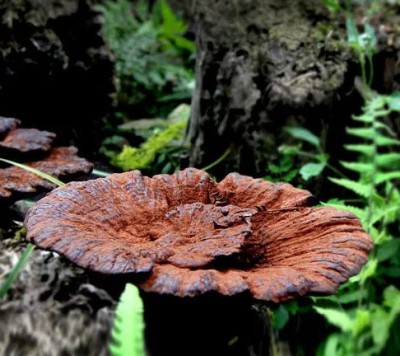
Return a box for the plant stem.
[201,147,231,171]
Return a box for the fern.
[97,0,194,110]
[329,178,371,198]
[109,283,145,356]
[319,92,400,355]
[330,94,400,203]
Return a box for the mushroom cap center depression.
[126,202,257,269]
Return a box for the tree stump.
[188,0,356,176]
[0,0,115,153]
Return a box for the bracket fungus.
[0,128,56,158]
[0,117,93,204]
[25,168,373,302]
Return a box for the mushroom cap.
[0,128,56,159]
[0,147,93,202]
[25,168,373,302]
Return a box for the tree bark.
[188,0,355,177]
[0,0,115,154]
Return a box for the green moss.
[112,119,187,171]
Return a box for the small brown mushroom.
[25,168,373,302]
[0,147,93,203]
[0,117,21,139]
[0,128,56,160]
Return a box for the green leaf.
[346,127,375,139]
[340,161,372,174]
[273,305,290,331]
[314,307,353,332]
[284,127,320,147]
[336,289,368,305]
[329,178,371,198]
[375,172,400,185]
[352,309,370,337]
[388,92,400,112]
[377,239,400,262]
[376,153,400,168]
[375,135,400,147]
[353,113,373,123]
[323,202,366,221]
[299,162,325,181]
[344,144,374,156]
[360,258,378,284]
[383,285,400,309]
[371,307,390,346]
[279,145,302,155]
[0,158,65,187]
[320,334,341,356]
[159,0,187,36]
[109,283,145,356]
[321,0,341,12]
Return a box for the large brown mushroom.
[25,168,373,302]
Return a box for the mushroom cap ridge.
[25,168,374,302]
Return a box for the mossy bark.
[188,0,355,177]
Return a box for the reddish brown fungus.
[0,128,56,158]
[25,168,374,302]
[0,147,93,202]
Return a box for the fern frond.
[346,127,375,140]
[353,113,373,123]
[329,178,371,198]
[323,202,366,221]
[340,161,372,174]
[344,144,374,156]
[376,153,400,168]
[375,172,400,185]
[370,204,400,226]
[376,135,400,147]
[109,283,145,356]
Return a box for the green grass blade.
[0,243,35,299]
[0,158,65,187]
[109,283,145,356]
[92,169,112,177]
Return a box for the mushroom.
[0,128,56,160]
[0,147,93,204]
[0,117,93,205]
[25,168,373,303]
